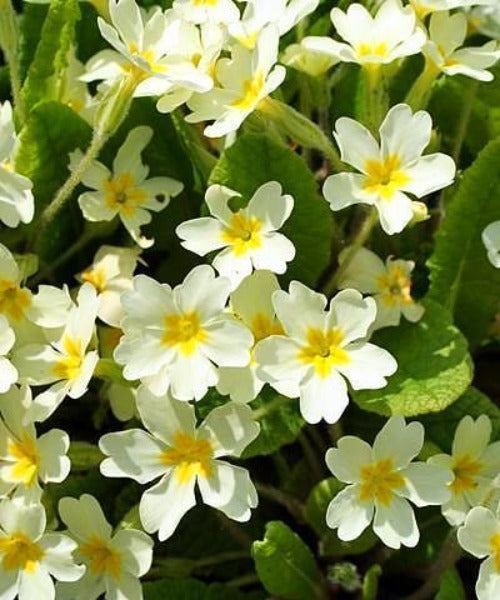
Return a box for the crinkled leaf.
[15,100,92,259]
[209,133,334,286]
[21,0,81,113]
[352,300,473,416]
[252,521,326,600]
[243,389,304,458]
[428,137,500,347]
[420,387,500,452]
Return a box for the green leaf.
[68,442,104,472]
[352,300,473,416]
[252,521,326,600]
[305,478,378,557]
[427,137,500,347]
[21,0,81,113]
[18,5,48,79]
[209,133,334,287]
[420,387,500,452]
[15,100,92,259]
[144,578,263,600]
[243,389,304,458]
[435,567,466,600]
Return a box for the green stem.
[35,130,108,241]
[405,60,440,112]
[255,482,305,522]
[363,66,388,133]
[298,432,324,481]
[226,574,260,588]
[215,513,253,550]
[404,530,461,600]
[322,207,379,296]
[29,222,115,286]
[451,79,478,163]
[258,97,343,172]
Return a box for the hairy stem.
[404,530,462,600]
[322,207,379,296]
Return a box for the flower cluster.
[0,0,498,598]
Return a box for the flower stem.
[404,529,462,600]
[322,207,379,296]
[257,97,344,172]
[33,72,139,248]
[405,60,440,112]
[362,66,388,133]
[452,79,478,163]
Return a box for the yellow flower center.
[0,532,44,573]
[359,458,405,506]
[7,433,40,487]
[162,311,207,356]
[103,172,147,216]
[363,154,411,200]
[251,313,284,343]
[297,327,350,378]
[449,454,482,496]
[235,31,259,50]
[221,213,263,257]
[490,532,500,572]
[232,71,265,111]
[52,335,84,380]
[193,0,219,6]
[127,43,167,74]
[81,266,107,293]
[376,265,413,307]
[80,535,122,580]
[0,279,31,321]
[160,432,214,484]
[357,42,388,60]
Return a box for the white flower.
[337,246,425,329]
[302,0,425,68]
[57,494,153,600]
[228,0,320,49]
[424,11,499,82]
[326,416,452,549]
[13,283,100,422]
[0,499,84,600]
[155,22,224,114]
[0,244,72,345]
[77,245,140,327]
[255,283,397,424]
[457,506,500,600]
[323,104,456,235]
[282,41,338,77]
[114,265,254,400]
[217,270,284,403]
[95,0,178,88]
[186,25,286,137]
[73,126,183,248]
[410,0,497,20]
[482,221,500,268]
[99,390,259,541]
[172,0,240,25]
[176,182,295,289]
[0,386,70,503]
[0,315,17,392]
[469,4,500,41]
[428,415,500,526]
[0,102,34,228]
